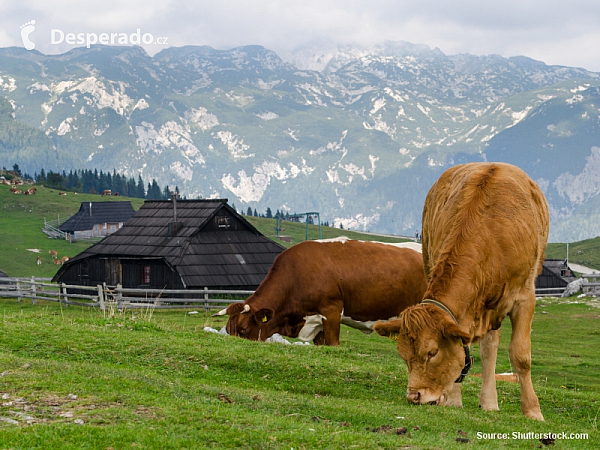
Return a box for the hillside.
[546,237,600,271]
[0,183,409,278]
[2,44,600,241]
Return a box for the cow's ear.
[226,303,245,316]
[443,322,472,345]
[373,319,403,337]
[254,308,274,324]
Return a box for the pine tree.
[136,175,145,198]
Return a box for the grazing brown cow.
[49,250,58,259]
[374,162,549,421]
[36,256,42,265]
[101,190,111,196]
[217,240,427,346]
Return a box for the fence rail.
[535,287,566,297]
[0,277,254,311]
[0,277,586,309]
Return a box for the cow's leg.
[508,296,544,421]
[479,329,500,411]
[445,382,462,407]
[320,305,342,346]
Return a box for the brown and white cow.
[217,239,427,346]
[374,162,549,421]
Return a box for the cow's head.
[374,304,471,406]
[215,303,305,341]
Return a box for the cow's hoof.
[479,400,499,411]
[524,410,544,421]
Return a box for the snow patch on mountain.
[68,77,133,116]
[170,161,194,182]
[28,82,50,94]
[135,121,205,164]
[184,107,219,130]
[256,111,279,121]
[134,98,149,111]
[57,117,75,135]
[215,131,254,159]
[221,159,315,202]
[335,212,381,232]
[0,76,16,92]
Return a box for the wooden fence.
[582,273,600,296]
[0,277,253,311]
[0,277,584,310]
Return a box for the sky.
[1,0,600,71]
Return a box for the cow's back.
[422,163,549,302]
[271,240,426,321]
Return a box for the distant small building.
[53,198,285,290]
[535,259,577,295]
[59,201,135,240]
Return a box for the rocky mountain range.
[1,41,600,242]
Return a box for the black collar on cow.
[420,299,473,383]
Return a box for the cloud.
[1,0,600,71]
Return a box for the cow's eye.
[427,349,438,361]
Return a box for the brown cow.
[101,190,111,196]
[49,250,58,259]
[374,162,549,421]
[217,239,427,346]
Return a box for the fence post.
[61,283,69,307]
[17,278,21,302]
[98,284,105,311]
[31,276,36,305]
[116,284,123,311]
[204,287,209,312]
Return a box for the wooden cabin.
[535,259,577,295]
[59,201,135,240]
[53,199,285,290]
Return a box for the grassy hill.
[0,297,598,449]
[0,183,144,278]
[546,238,600,272]
[0,183,410,278]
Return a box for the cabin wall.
[58,257,182,289]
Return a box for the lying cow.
[217,239,427,346]
[375,162,549,420]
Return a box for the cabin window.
[561,269,571,277]
[215,216,231,229]
[142,265,151,284]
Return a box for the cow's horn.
[211,308,228,317]
[242,304,251,313]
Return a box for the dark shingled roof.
[54,199,285,289]
[0,269,8,277]
[59,201,135,233]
